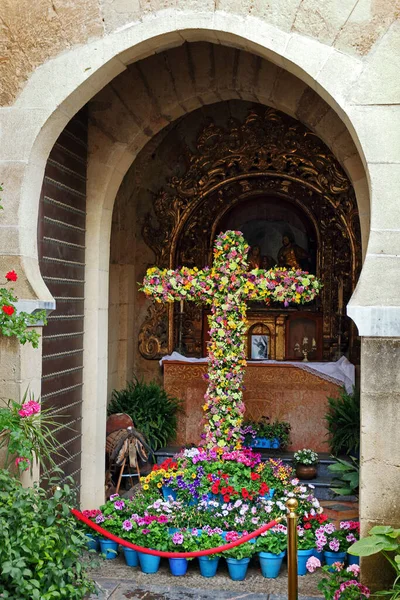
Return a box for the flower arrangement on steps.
[80,445,361,584]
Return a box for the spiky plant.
[325,387,360,456]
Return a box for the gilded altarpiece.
[139,108,361,362]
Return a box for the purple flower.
[142,528,151,534]
[329,538,340,552]
[95,513,105,524]
[114,500,125,510]
[172,532,184,545]
[123,520,133,531]
[109,494,119,501]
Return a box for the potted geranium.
[134,519,170,573]
[196,528,224,577]
[223,536,255,581]
[293,449,319,479]
[315,522,350,567]
[255,525,287,578]
[168,529,197,576]
[297,526,316,576]
[317,562,370,600]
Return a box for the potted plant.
[223,539,255,581]
[107,376,182,451]
[167,529,197,576]
[255,527,287,578]
[293,449,319,479]
[297,527,316,575]
[301,512,329,562]
[325,387,360,457]
[134,520,170,573]
[315,522,350,567]
[196,529,224,577]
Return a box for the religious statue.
[247,245,261,270]
[277,235,309,270]
[248,246,276,271]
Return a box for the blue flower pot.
[297,549,313,576]
[226,557,250,581]
[162,485,177,501]
[168,527,180,535]
[85,533,100,552]
[312,548,324,564]
[169,557,188,576]
[99,539,118,560]
[138,551,161,574]
[259,551,285,578]
[198,556,219,577]
[260,488,275,500]
[271,438,280,449]
[324,550,347,571]
[347,553,359,566]
[123,546,138,567]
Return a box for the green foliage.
[223,540,254,560]
[255,531,286,555]
[325,387,360,456]
[318,563,370,600]
[328,456,359,498]
[293,448,319,465]
[0,470,97,599]
[107,376,182,450]
[348,525,400,599]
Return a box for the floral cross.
[141,230,321,449]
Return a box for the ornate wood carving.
[139,107,361,361]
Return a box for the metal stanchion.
[286,498,299,600]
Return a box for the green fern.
[325,387,360,456]
[107,377,183,451]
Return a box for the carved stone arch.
[139,105,361,361]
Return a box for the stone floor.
[86,555,324,599]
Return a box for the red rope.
[72,508,278,558]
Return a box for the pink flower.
[346,564,360,577]
[172,532,184,544]
[306,556,321,573]
[114,500,125,510]
[333,580,370,600]
[15,457,30,471]
[329,539,340,552]
[122,520,133,531]
[18,399,41,418]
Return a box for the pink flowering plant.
[317,562,370,599]
[315,521,356,553]
[0,389,61,473]
[141,230,321,449]
[196,528,225,558]
[168,530,198,556]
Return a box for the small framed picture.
[251,334,269,360]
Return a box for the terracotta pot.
[295,464,317,480]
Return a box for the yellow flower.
[157,483,162,488]
[143,484,149,490]
[191,473,196,479]
[164,473,171,479]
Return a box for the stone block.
[367,230,400,258]
[284,33,334,85]
[248,0,302,32]
[368,163,400,230]
[334,0,400,58]
[315,50,363,110]
[295,87,331,129]
[293,0,359,46]
[101,0,142,33]
[313,108,347,154]
[346,105,400,164]
[270,70,308,118]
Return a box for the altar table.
[161,355,355,452]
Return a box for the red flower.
[211,484,219,494]
[251,472,260,481]
[2,305,14,316]
[303,523,312,530]
[207,474,213,482]
[241,488,249,499]
[259,483,269,494]
[223,494,230,503]
[5,270,17,282]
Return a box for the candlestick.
[338,277,343,314]
[180,299,184,314]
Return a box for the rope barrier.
[72,508,279,558]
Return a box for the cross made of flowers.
[141,230,321,449]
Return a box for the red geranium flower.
[5,270,17,282]
[2,305,14,316]
[251,472,260,480]
[223,494,230,503]
[241,488,249,499]
[207,474,213,481]
[303,523,312,529]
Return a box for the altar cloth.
[160,352,355,393]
